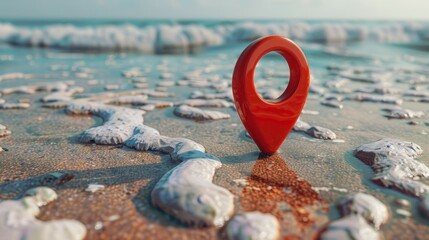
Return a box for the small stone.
[86,184,105,193]
[0,103,31,109]
[107,215,120,222]
[87,79,99,85]
[354,138,429,199]
[104,84,120,91]
[382,107,424,119]
[337,193,389,230]
[232,179,248,187]
[302,110,319,115]
[320,214,380,240]
[396,209,411,217]
[174,105,230,121]
[321,100,343,109]
[226,212,280,240]
[394,199,410,207]
[134,83,149,89]
[0,187,86,240]
[0,129,11,138]
[140,104,156,111]
[293,119,336,140]
[94,221,103,230]
[18,99,30,103]
[24,187,58,207]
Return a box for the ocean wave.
[0,22,428,53]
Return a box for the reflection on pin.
[233,36,310,154]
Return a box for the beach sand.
[0,29,429,238]
[1,87,428,239]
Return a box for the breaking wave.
[0,21,428,53]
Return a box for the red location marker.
[232,36,310,154]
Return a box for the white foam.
[226,212,280,240]
[1,22,428,52]
[0,187,86,240]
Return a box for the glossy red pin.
[232,36,310,154]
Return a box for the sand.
[1,40,429,239]
[1,90,428,239]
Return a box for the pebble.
[18,99,30,103]
[87,79,99,85]
[132,77,147,83]
[0,187,86,240]
[382,107,424,119]
[94,221,103,230]
[140,104,156,111]
[139,89,175,98]
[302,110,319,115]
[337,193,389,230]
[307,126,337,140]
[104,84,120,91]
[321,193,389,240]
[104,95,149,105]
[396,209,411,217]
[134,83,149,89]
[320,214,380,240]
[326,78,349,89]
[309,85,326,95]
[394,199,410,207]
[160,73,174,79]
[340,71,390,84]
[41,86,85,103]
[226,212,280,240]
[347,93,403,105]
[232,179,249,187]
[174,105,230,121]
[293,119,337,140]
[354,138,429,198]
[122,68,145,78]
[189,90,232,100]
[0,72,33,81]
[0,125,11,137]
[85,184,105,193]
[321,100,343,109]
[156,81,175,87]
[0,102,31,109]
[178,99,232,108]
[107,215,120,222]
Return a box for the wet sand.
[1,88,428,239]
[1,38,429,239]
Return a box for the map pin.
[232,36,310,154]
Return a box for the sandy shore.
[1,85,428,239]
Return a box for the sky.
[0,0,428,20]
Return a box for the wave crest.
[0,21,428,53]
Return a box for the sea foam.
[1,22,428,53]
